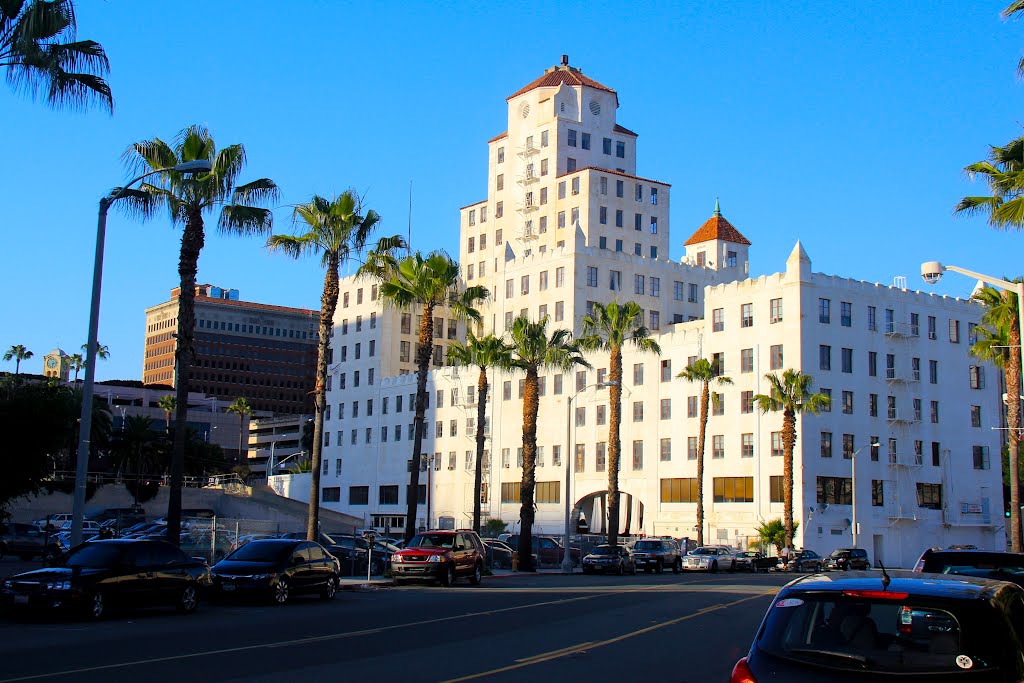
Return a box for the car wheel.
[87,591,105,620]
[655,560,664,574]
[272,578,290,605]
[320,575,337,600]
[630,563,637,576]
[440,564,455,587]
[673,558,682,574]
[176,584,199,614]
[816,563,822,572]
[710,561,719,573]
[469,563,482,586]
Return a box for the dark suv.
[631,538,682,574]
[823,547,870,571]
[391,530,485,586]
[732,572,1024,682]
[913,548,1024,588]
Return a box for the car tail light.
[898,605,913,633]
[841,590,909,600]
[730,657,756,683]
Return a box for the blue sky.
[3,1,1023,381]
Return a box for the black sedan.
[581,545,636,575]
[0,539,210,619]
[210,539,340,604]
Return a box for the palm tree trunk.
[518,367,539,571]
[782,408,797,549]
[164,411,171,436]
[237,415,243,466]
[697,380,709,548]
[607,345,622,547]
[308,253,340,541]
[473,367,488,534]
[1007,308,1022,552]
[405,304,435,543]
[167,209,205,546]
[14,358,20,377]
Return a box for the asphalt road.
[0,570,793,683]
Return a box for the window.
[536,482,560,504]
[379,485,399,505]
[322,487,341,503]
[816,476,852,505]
[632,441,644,470]
[632,401,644,422]
[555,301,564,322]
[713,477,754,503]
[595,442,607,472]
[930,400,939,424]
[819,344,831,371]
[770,298,782,323]
[872,480,884,507]
[650,277,660,297]
[712,308,724,332]
[771,432,783,457]
[650,216,658,234]
[973,445,990,470]
[842,390,853,414]
[571,177,580,196]
[575,406,585,427]
[586,267,598,287]
[842,433,855,459]
[555,267,565,287]
[818,298,831,323]
[497,146,505,163]
[349,486,369,505]
[581,132,591,150]
[660,478,698,503]
[659,438,671,462]
[928,315,937,339]
[689,283,699,303]
[500,482,521,504]
[841,348,853,374]
[674,281,684,301]
[616,140,625,158]
[770,476,784,503]
[633,274,645,295]
[736,433,753,459]
[930,360,938,384]
[840,301,852,327]
[820,431,833,458]
[496,201,503,218]
[602,138,612,155]
[870,439,880,462]
[820,388,831,412]
[712,391,724,416]
[712,435,724,459]
[741,390,754,414]
[567,157,576,173]
[633,363,645,385]
[868,351,877,377]
[574,444,585,472]
[971,405,982,428]
[660,398,671,419]
[916,483,942,510]
[596,404,606,425]
[740,348,754,373]
[496,228,503,244]
[740,303,753,328]
[567,129,577,147]
[687,437,698,460]
[969,365,985,389]
[770,344,783,369]
[949,319,960,343]
[867,305,877,331]
[496,174,504,191]
[912,357,920,381]
[932,442,941,467]
[687,396,699,418]
[552,445,562,467]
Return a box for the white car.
[32,514,73,529]
[58,520,101,532]
[681,546,738,572]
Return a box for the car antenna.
[879,561,891,591]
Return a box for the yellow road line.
[440,591,773,683]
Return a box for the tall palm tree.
[508,315,589,571]
[578,301,661,547]
[3,344,32,376]
[358,250,488,542]
[68,353,83,381]
[156,394,175,435]
[119,124,278,545]
[971,283,1022,551]
[1,0,112,112]
[115,414,160,507]
[955,135,1024,230]
[447,332,514,534]
[1004,1,1024,76]
[753,369,830,550]
[677,357,733,548]
[225,397,252,467]
[81,342,109,360]
[269,191,397,540]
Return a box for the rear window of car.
[757,592,1004,674]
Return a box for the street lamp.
[70,160,212,546]
[562,380,619,574]
[850,441,881,549]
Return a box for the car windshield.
[60,543,124,568]
[633,541,662,551]
[830,550,851,558]
[225,542,294,563]
[589,545,618,556]
[691,547,716,555]
[757,592,1002,674]
[407,534,455,549]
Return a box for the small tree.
[226,397,252,467]
[3,344,32,377]
[156,395,175,435]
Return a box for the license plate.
[14,595,29,605]
[222,583,235,592]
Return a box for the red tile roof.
[507,66,617,102]
[556,166,671,188]
[614,123,637,137]
[488,131,508,143]
[684,211,752,246]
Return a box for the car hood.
[396,546,450,555]
[7,567,105,581]
[212,560,280,575]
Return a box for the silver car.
[681,546,738,572]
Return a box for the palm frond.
[232,178,279,208]
[218,205,274,236]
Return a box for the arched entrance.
[573,490,644,536]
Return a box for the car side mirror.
[455,544,465,551]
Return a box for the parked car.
[913,548,1024,588]
[391,530,485,586]
[0,523,62,561]
[210,538,340,604]
[631,538,682,574]
[0,539,209,619]
[682,546,737,572]
[279,532,367,574]
[581,545,637,575]
[782,549,824,573]
[31,514,72,530]
[324,533,396,575]
[483,539,515,569]
[823,548,870,571]
[734,550,777,573]
[505,535,581,567]
[731,572,1024,682]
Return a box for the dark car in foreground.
[581,545,636,575]
[823,548,870,572]
[0,539,210,619]
[210,539,340,604]
[913,548,1024,588]
[732,572,1024,682]
[391,530,485,586]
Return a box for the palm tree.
[115,415,161,508]
[755,518,799,555]
[81,342,109,360]
[3,344,32,376]
[677,357,733,548]
[269,191,397,540]
[447,332,514,534]
[508,315,590,571]
[68,353,83,381]
[358,250,488,542]
[971,283,1022,551]
[578,301,661,547]
[955,135,1024,230]
[1,0,112,112]
[753,369,830,550]
[225,397,252,468]
[119,124,278,545]
[1004,2,1024,76]
[156,394,175,435]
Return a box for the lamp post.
[70,160,212,547]
[562,380,618,574]
[850,441,881,549]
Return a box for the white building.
[270,57,1005,568]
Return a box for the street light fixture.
[70,160,213,546]
[850,441,881,549]
[562,380,619,574]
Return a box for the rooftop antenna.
[407,180,413,254]
[878,561,891,591]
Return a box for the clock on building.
[46,357,58,369]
